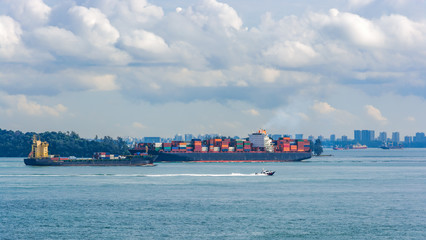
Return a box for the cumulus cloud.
[312,101,336,114]
[0,93,67,117]
[365,105,387,123]
[0,15,23,59]
[0,0,425,137]
[95,0,164,27]
[121,30,169,53]
[5,0,51,28]
[263,41,317,67]
[318,8,386,48]
[189,0,243,31]
[66,5,130,64]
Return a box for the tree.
[0,129,130,157]
[313,139,323,156]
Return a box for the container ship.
[130,130,312,162]
[24,136,156,166]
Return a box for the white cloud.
[312,101,336,114]
[263,41,317,67]
[185,0,243,32]
[0,93,67,117]
[348,0,375,9]
[6,0,51,28]
[66,5,130,64]
[132,122,146,129]
[365,105,387,123]
[244,109,259,116]
[0,15,23,59]
[0,0,425,137]
[95,0,164,27]
[407,116,415,122]
[82,74,120,92]
[378,14,426,48]
[68,6,119,46]
[32,26,84,56]
[122,30,169,53]
[262,68,280,83]
[320,8,386,48]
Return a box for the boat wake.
[145,173,258,177]
[0,173,264,177]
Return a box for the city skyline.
[0,1,425,138]
[132,129,425,143]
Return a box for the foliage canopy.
[0,129,129,157]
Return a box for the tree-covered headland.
[0,129,129,157]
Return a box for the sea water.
[1,148,425,239]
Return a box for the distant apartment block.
[414,132,425,142]
[361,130,375,143]
[271,134,282,140]
[392,132,400,143]
[378,132,387,142]
[354,130,361,142]
[143,137,161,143]
[404,136,412,144]
[184,134,193,142]
[173,134,183,141]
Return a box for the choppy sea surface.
[1,148,426,240]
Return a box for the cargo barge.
[130,130,312,162]
[24,136,156,166]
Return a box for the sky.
[0,0,425,139]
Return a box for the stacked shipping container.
[134,137,310,154]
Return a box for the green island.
[0,129,129,157]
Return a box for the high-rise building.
[378,132,387,142]
[271,134,282,140]
[414,132,425,142]
[392,132,400,143]
[143,137,161,143]
[404,136,412,144]
[295,134,303,140]
[308,135,314,141]
[173,134,183,141]
[330,134,336,142]
[341,135,348,142]
[361,130,375,143]
[184,134,193,142]
[354,130,361,142]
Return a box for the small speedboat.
[255,169,275,176]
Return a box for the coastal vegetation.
[312,139,324,156]
[0,129,129,157]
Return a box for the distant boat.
[333,146,348,150]
[350,143,367,149]
[255,169,275,176]
[380,142,403,149]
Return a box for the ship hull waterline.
[24,156,157,166]
[151,152,312,162]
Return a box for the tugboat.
[255,169,275,176]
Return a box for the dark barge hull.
[153,152,312,162]
[24,155,157,166]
